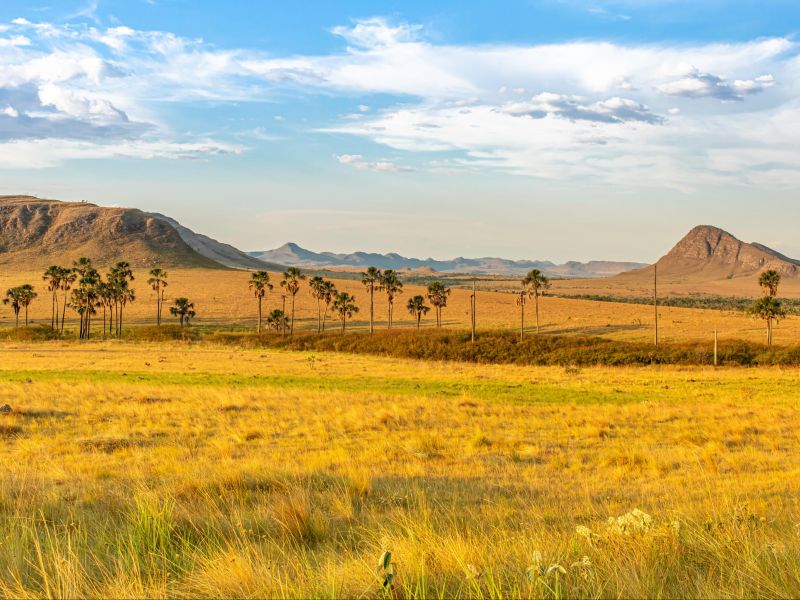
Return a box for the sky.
[0,0,799,263]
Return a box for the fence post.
[714,328,718,367]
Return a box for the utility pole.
[654,264,659,347]
[471,278,476,343]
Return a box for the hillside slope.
[623,225,799,282]
[148,212,281,271]
[0,196,224,269]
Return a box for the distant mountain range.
[249,242,647,278]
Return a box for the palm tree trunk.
[535,292,540,335]
[417,313,421,329]
[14,310,19,329]
[25,305,28,327]
[370,286,374,333]
[341,318,346,334]
[290,294,295,335]
[61,291,68,333]
[520,302,524,341]
[317,300,322,333]
[54,294,59,330]
[258,298,262,334]
[322,304,328,332]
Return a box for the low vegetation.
[0,343,798,597]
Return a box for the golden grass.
[0,341,799,597]
[1,267,796,345]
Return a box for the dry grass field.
[0,342,799,597]
[1,267,797,345]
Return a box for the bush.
[207,329,800,367]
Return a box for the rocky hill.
[0,196,225,269]
[622,225,800,282]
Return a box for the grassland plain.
[2,268,798,345]
[0,341,800,597]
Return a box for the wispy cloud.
[336,153,414,172]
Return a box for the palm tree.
[406,295,430,329]
[426,281,451,328]
[515,290,526,341]
[522,269,550,335]
[169,297,196,327]
[69,267,100,339]
[96,281,112,337]
[249,271,273,333]
[147,268,169,326]
[378,270,403,329]
[42,266,63,329]
[750,296,786,346]
[361,267,382,333]
[280,267,306,335]
[759,270,781,297]
[266,309,289,333]
[3,287,23,328]
[332,292,359,333]
[108,262,135,336]
[320,280,337,332]
[309,276,327,333]
[59,268,77,333]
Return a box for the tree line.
[1,261,790,344]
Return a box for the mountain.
[249,242,646,277]
[0,196,225,269]
[148,212,281,271]
[622,225,800,282]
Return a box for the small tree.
[148,268,169,326]
[280,267,306,335]
[332,292,359,333]
[750,296,786,346]
[406,295,430,329]
[426,281,450,328]
[522,269,550,335]
[759,270,781,297]
[361,266,382,333]
[266,309,289,333]
[249,271,273,333]
[170,297,196,327]
[378,270,403,329]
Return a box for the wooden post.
[654,264,658,347]
[713,328,718,366]
[471,278,476,343]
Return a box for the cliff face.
[0,196,224,269]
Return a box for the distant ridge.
[249,242,646,277]
[0,196,225,269]
[620,225,800,282]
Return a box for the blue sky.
[0,0,799,262]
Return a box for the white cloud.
[501,93,664,124]
[657,71,775,100]
[1,106,18,118]
[0,13,798,189]
[336,153,414,172]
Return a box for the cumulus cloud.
[657,71,775,100]
[336,153,414,172]
[501,93,664,124]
